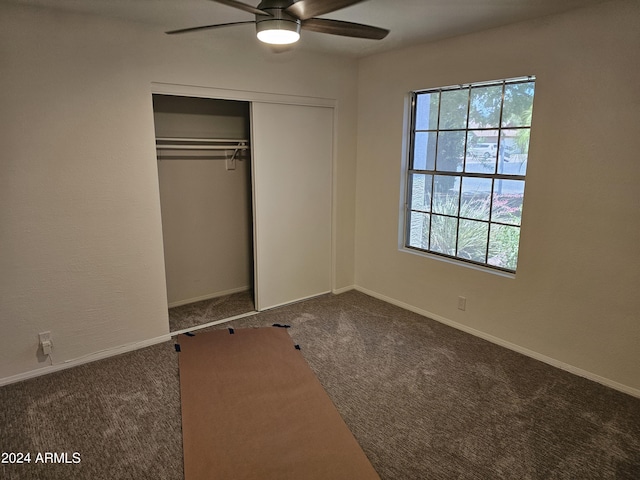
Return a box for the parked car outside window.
[468,143,497,159]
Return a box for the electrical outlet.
[39,331,53,355]
[457,296,466,311]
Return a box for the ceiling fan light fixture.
[168,1,389,46]
[256,18,301,45]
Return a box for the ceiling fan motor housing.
[256,0,301,39]
[166,0,388,43]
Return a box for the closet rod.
[156,145,249,150]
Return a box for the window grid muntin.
[405,77,534,273]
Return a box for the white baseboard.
[171,310,258,337]
[4,285,638,400]
[333,285,355,295]
[168,286,250,309]
[0,334,172,388]
[257,290,332,312]
[354,285,640,399]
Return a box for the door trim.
[151,82,336,108]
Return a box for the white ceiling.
[3,0,609,57]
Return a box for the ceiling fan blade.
[166,21,256,35]
[301,18,389,40]
[286,0,365,21]
[208,0,271,16]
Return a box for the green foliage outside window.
[406,77,535,273]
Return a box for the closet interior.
[153,94,255,333]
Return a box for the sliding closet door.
[251,102,333,310]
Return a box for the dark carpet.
[1,291,639,480]
[168,290,255,332]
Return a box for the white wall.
[4,0,636,395]
[355,0,640,393]
[0,3,358,382]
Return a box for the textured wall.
[0,3,358,381]
[355,0,640,392]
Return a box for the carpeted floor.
[168,290,255,332]
[1,291,639,480]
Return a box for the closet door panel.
[251,103,333,310]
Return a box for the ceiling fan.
[166,0,389,45]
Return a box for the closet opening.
[152,94,255,333]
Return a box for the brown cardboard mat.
[177,327,380,480]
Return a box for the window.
[404,77,535,273]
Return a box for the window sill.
[399,246,516,279]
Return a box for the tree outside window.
[405,77,535,273]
